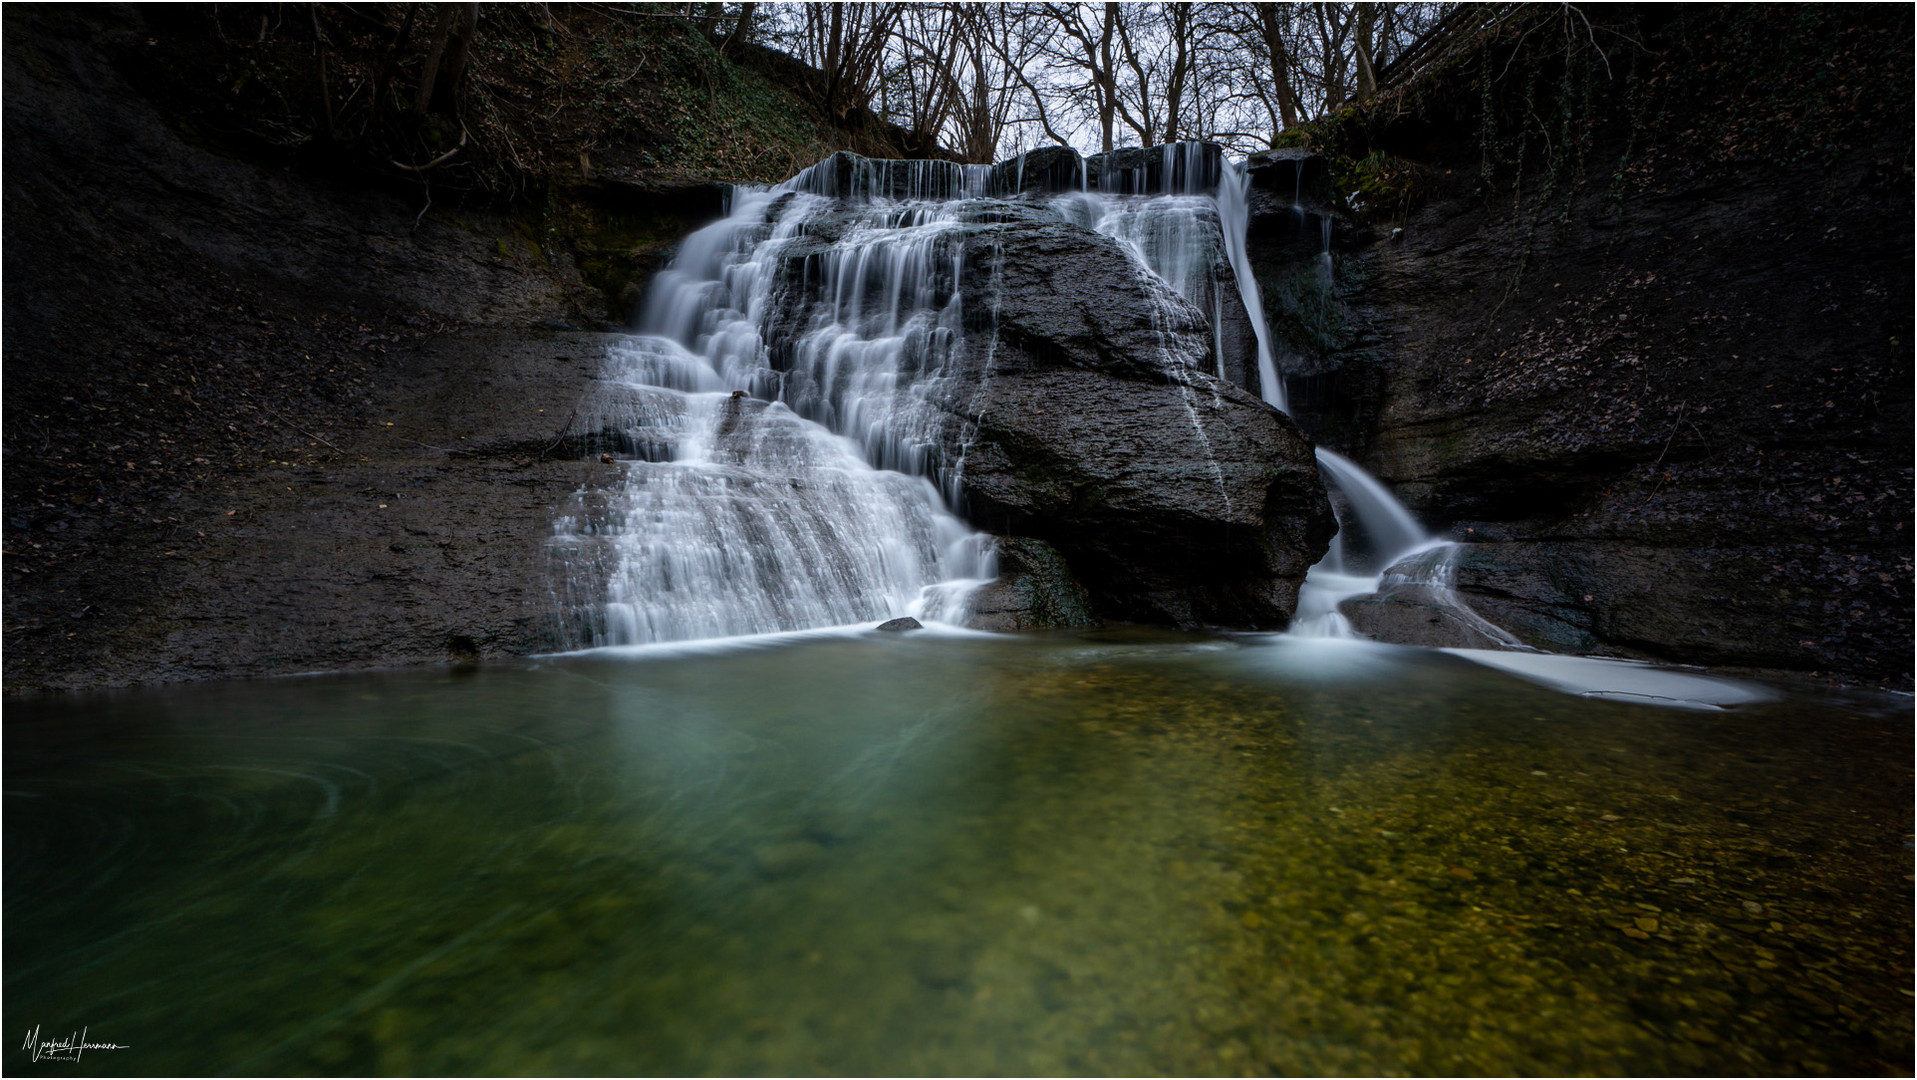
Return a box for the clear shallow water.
[6,633,1910,1076]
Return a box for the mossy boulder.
[967,538,1099,632]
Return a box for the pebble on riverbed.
[752,840,826,878]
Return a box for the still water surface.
[7,631,1911,1075]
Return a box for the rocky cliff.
[1249,5,1914,686]
[3,7,631,690]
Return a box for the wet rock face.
[1245,149,1334,205]
[948,207,1332,628]
[989,145,1085,196]
[1086,143,1224,194]
[2,7,625,691]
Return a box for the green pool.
[7,631,1910,1075]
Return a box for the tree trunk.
[371,3,419,138]
[720,2,756,56]
[1098,2,1116,152]
[824,3,845,117]
[1354,3,1379,102]
[311,4,336,144]
[1258,3,1301,131]
[434,4,480,112]
[412,4,458,117]
[1164,5,1190,143]
[413,3,478,119]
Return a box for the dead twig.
[392,125,469,172]
[539,408,577,459]
[399,437,475,457]
[237,388,346,456]
[1642,399,1689,504]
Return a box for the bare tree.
[771,1,1457,162]
[1036,1,1124,152]
[413,2,479,118]
[785,3,901,121]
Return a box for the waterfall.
[552,140,1509,650]
[1057,145,1441,639]
[551,179,994,647]
[1210,152,1501,642]
[1216,162,1286,410]
[1313,448,1426,570]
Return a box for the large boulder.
[949,207,1332,627]
[762,190,1334,629]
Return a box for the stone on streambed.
[752,839,826,878]
[1341,587,1515,650]
[874,617,922,632]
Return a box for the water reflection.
[6,633,1910,1075]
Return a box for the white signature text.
[21,1025,128,1063]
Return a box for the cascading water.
[553,139,1504,650]
[1214,151,1498,641]
[1216,162,1286,405]
[551,169,996,647]
[1039,142,1446,640]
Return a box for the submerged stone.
[752,839,826,878]
[874,617,923,632]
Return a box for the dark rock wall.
[1253,147,1912,685]
[4,7,629,691]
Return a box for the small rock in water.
[752,840,825,878]
[909,942,971,989]
[875,617,922,632]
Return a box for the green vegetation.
[126,4,926,203]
